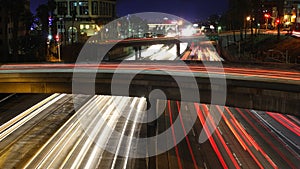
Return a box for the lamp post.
[264,14,270,30]
[55,35,61,62]
[245,16,251,38]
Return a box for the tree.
[21,11,34,36]
[48,0,56,17]
[228,0,249,40]
[36,4,49,38]
[277,0,284,39]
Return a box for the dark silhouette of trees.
[277,0,284,39]
[34,0,57,60]
[225,0,270,40]
[36,4,50,37]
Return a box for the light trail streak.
[0,63,297,76]
[216,107,266,169]
[194,103,228,169]
[0,94,65,142]
[23,95,100,168]
[252,110,300,154]
[227,107,278,169]
[122,98,146,169]
[68,96,116,169]
[168,100,183,169]
[240,108,299,168]
[176,101,199,169]
[266,112,300,136]
[286,115,300,126]
[111,98,138,169]
[201,105,241,169]
[1,63,300,81]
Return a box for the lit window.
[79,1,89,15]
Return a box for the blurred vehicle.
[143,32,154,38]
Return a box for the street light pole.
[57,42,61,62]
[264,14,270,31]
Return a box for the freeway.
[0,94,299,168]
[125,43,189,61]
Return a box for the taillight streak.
[168,101,183,169]
[194,103,228,169]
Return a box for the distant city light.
[48,17,53,26]
[171,21,178,24]
[48,35,53,40]
[264,14,270,18]
[55,35,60,42]
[178,20,183,26]
[181,26,195,36]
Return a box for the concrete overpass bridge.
[0,62,299,116]
[87,35,210,60]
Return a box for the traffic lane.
[234,108,299,168]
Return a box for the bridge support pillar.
[134,46,142,60]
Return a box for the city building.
[0,0,31,60]
[283,0,300,25]
[54,0,116,44]
[261,0,300,28]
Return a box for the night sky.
[31,0,228,21]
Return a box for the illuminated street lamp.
[245,16,251,38]
[264,14,270,30]
[55,35,61,62]
[178,20,183,26]
[246,16,251,21]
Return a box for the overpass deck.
[0,62,299,116]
